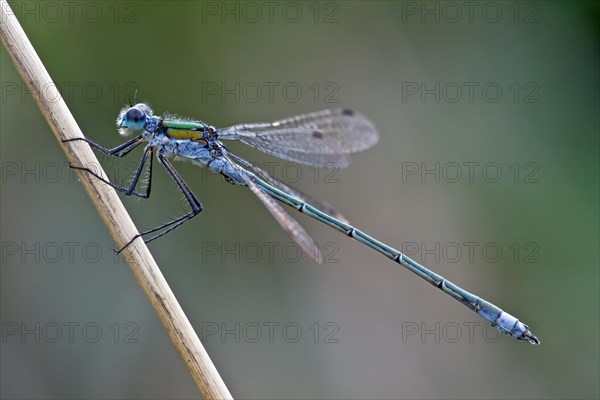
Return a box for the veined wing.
[222,154,323,263]
[218,109,379,168]
[227,151,349,223]
[246,176,324,263]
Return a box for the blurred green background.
[1,1,598,399]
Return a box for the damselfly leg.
[63,137,202,253]
[117,153,202,253]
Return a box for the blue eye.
[124,107,146,130]
[116,103,153,136]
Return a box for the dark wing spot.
[312,131,324,139]
[341,109,355,116]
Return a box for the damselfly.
[63,104,540,345]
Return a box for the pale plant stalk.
[0,1,233,398]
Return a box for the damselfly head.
[117,103,153,136]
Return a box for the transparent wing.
[222,154,323,263]
[218,109,379,168]
[246,177,323,263]
[227,151,349,223]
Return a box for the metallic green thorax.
[161,120,207,142]
[161,120,206,130]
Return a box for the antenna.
[127,88,139,107]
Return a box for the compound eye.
[126,107,145,124]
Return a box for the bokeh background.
[1,1,598,399]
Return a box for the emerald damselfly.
[63,103,539,345]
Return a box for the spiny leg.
[63,135,144,157]
[69,145,154,198]
[117,153,202,254]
